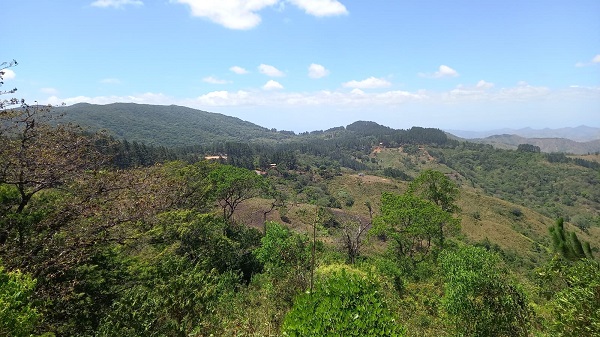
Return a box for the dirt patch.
[353,174,391,184]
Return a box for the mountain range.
[446,125,600,142]
[55,103,600,154]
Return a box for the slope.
[54,103,292,147]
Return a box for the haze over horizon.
[5,0,600,133]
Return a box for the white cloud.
[575,54,600,67]
[263,80,284,90]
[203,76,230,84]
[100,78,121,84]
[1,68,15,80]
[420,65,459,78]
[172,0,278,30]
[194,90,252,106]
[476,80,494,89]
[45,92,170,106]
[259,64,285,77]
[308,63,330,79]
[230,66,249,74]
[342,76,391,89]
[287,0,348,17]
[40,87,59,95]
[91,0,143,8]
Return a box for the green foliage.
[407,169,460,214]
[56,102,290,148]
[0,261,40,337]
[371,192,459,263]
[207,164,269,220]
[440,246,532,337]
[517,143,541,153]
[96,255,238,337]
[434,145,600,222]
[282,268,405,337]
[254,222,312,273]
[546,259,600,337]
[550,218,593,260]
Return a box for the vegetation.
[1,74,599,336]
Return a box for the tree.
[282,267,405,337]
[0,59,19,109]
[407,169,460,214]
[340,218,368,264]
[440,246,531,337]
[549,217,593,261]
[407,170,460,248]
[207,164,268,221]
[517,143,541,153]
[0,104,109,246]
[371,192,459,264]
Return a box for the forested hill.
[468,134,600,154]
[54,103,454,149]
[55,103,293,147]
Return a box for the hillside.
[469,134,600,154]
[55,103,292,147]
[447,125,600,142]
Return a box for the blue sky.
[4,0,600,132]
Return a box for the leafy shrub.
[282,267,405,336]
[440,246,532,337]
[0,262,40,337]
[547,259,600,336]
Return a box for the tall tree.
[407,169,460,248]
[0,104,109,246]
[207,164,268,221]
[371,192,458,264]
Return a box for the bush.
[547,259,600,336]
[0,261,41,337]
[282,267,405,336]
[440,246,532,337]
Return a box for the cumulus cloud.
[230,66,249,74]
[342,76,391,89]
[476,80,494,89]
[203,76,230,84]
[45,92,170,106]
[194,90,252,106]
[263,80,284,90]
[420,65,459,78]
[1,68,15,80]
[308,63,330,79]
[100,78,121,84]
[287,0,348,17]
[594,55,600,63]
[91,0,143,8]
[40,87,59,95]
[172,0,278,30]
[172,0,347,29]
[259,64,285,77]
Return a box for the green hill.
[469,134,600,154]
[55,103,292,147]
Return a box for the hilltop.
[55,103,293,147]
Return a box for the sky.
[3,0,600,132]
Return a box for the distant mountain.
[447,125,600,142]
[470,134,600,154]
[54,103,292,147]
